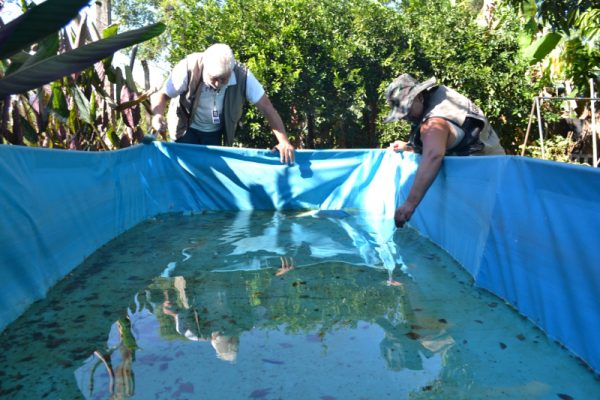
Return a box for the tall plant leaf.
[0,98,7,143]
[19,115,39,145]
[124,65,138,93]
[21,33,61,69]
[90,88,97,123]
[4,51,31,76]
[119,85,139,128]
[0,22,166,97]
[116,92,150,112]
[522,31,562,64]
[106,125,120,148]
[70,85,91,125]
[49,82,70,120]
[21,93,44,135]
[100,24,121,73]
[103,24,120,39]
[10,101,23,144]
[0,0,90,60]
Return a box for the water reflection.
[3,211,598,400]
[0,211,453,399]
[74,211,455,398]
[146,265,454,363]
[91,318,137,399]
[174,210,407,283]
[77,260,453,398]
[156,275,240,362]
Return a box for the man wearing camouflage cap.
[383,73,505,228]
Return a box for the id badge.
[212,110,221,124]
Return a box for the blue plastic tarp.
[1,142,599,373]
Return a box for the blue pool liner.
[1,142,599,373]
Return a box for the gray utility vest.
[172,52,248,146]
[409,86,505,156]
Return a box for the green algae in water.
[0,210,598,399]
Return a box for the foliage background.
[2,0,599,158]
[146,0,534,153]
[0,0,165,149]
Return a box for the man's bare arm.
[255,94,295,164]
[394,117,450,227]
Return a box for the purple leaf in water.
[557,394,574,400]
[179,382,194,393]
[306,334,322,342]
[249,388,272,398]
[173,382,194,397]
[261,358,284,365]
[137,354,161,365]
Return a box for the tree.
[160,0,406,148]
[505,0,599,96]
[111,0,166,61]
[390,1,533,152]
[155,0,529,152]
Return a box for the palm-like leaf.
[0,0,90,60]
[522,32,562,65]
[0,23,166,97]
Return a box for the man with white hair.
[151,43,295,164]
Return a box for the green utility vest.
[410,86,505,156]
[171,52,248,146]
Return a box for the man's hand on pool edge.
[273,141,296,165]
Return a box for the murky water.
[0,210,598,399]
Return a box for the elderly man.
[384,74,505,228]
[151,43,295,164]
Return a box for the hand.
[394,203,415,228]
[389,140,413,152]
[273,140,295,165]
[151,114,167,134]
[275,256,295,276]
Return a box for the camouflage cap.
[383,74,437,123]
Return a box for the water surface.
[0,210,598,399]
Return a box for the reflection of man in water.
[374,283,454,371]
[152,276,241,362]
[210,332,239,362]
[377,317,431,371]
[92,317,137,398]
[376,312,454,371]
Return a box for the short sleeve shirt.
[164,63,265,132]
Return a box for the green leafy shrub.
[156,0,532,151]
